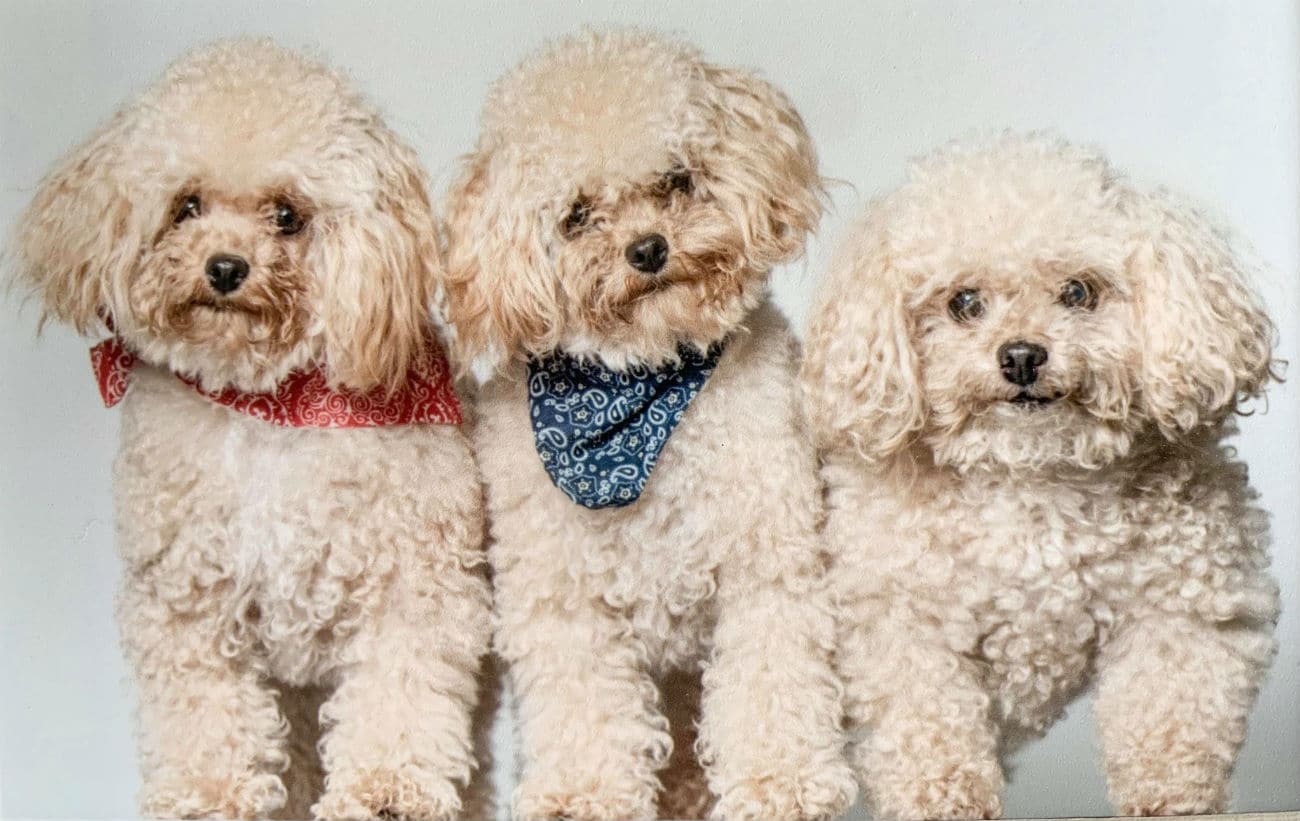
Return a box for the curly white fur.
[11,39,490,820]
[443,28,855,821]
[801,133,1280,819]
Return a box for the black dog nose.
[998,341,1049,386]
[205,253,249,295]
[625,233,669,274]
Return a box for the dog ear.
[442,148,563,367]
[12,111,148,333]
[310,134,436,391]
[701,65,824,270]
[1131,190,1275,436]
[801,211,926,462]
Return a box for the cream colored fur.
[443,28,855,821]
[12,40,489,820]
[802,133,1280,819]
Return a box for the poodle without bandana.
[444,28,855,821]
[13,40,489,820]
[802,134,1280,819]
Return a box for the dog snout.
[625,233,669,274]
[998,340,1048,386]
[205,253,250,295]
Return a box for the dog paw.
[711,768,856,821]
[514,785,656,821]
[141,772,287,819]
[1116,784,1227,817]
[314,767,460,821]
[876,766,1003,820]
[1110,753,1229,816]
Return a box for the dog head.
[444,28,822,369]
[13,39,438,392]
[802,133,1275,472]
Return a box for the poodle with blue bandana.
[442,27,855,821]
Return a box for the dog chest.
[944,481,1127,725]
[213,414,379,682]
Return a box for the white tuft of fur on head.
[10,38,440,392]
[802,132,1276,472]
[443,27,823,371]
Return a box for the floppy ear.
[12,110,148,333]
[310,134,437,390]
[441,148,562,367]
[1131,190,1276,436]
[701,65,824,269]
[801,212,926,461]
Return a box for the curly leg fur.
[121,584,290,819]
[1095,616,1275,816]
[843,622,1003,821]
[700,578,856,821]
[501,596,670,821]
[314,564,488,821]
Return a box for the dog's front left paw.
[710,768,856,821]
[314,767,460,821]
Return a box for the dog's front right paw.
[314,767,460,821]
[710,767,856,821]
[1112,773,1228,817]
[872,764,1003,821]
[140,772,287,819]
[514,781,656,821]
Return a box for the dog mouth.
[1007,391,1060,407]
[164,298,270,334]
[194,302,238,314]
[187,297,260,316]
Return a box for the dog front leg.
[844,620,1004,821]
[700,571,856,821]
[1095,615,1275,816]
[119,580,290,819]
[313,560,491,821]
[500,592,669,821]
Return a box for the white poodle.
[442,28,856,821]
[12,39,490,820]
[800,133,1279,815]
[801,133,1280,819]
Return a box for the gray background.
[1,1,1296,818]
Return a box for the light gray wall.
[1,1,1296,818]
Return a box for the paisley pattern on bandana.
[527,344,724,509]
[89,336,462,427]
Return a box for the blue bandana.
[527,344,725,509]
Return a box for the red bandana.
[90,337,462,428]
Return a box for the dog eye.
[173,194,201,224]
[1059,278,1098,310]
[658,168,693,196]
[273,201,305,236]
[560,198,591,238]
[948,288,985,323]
